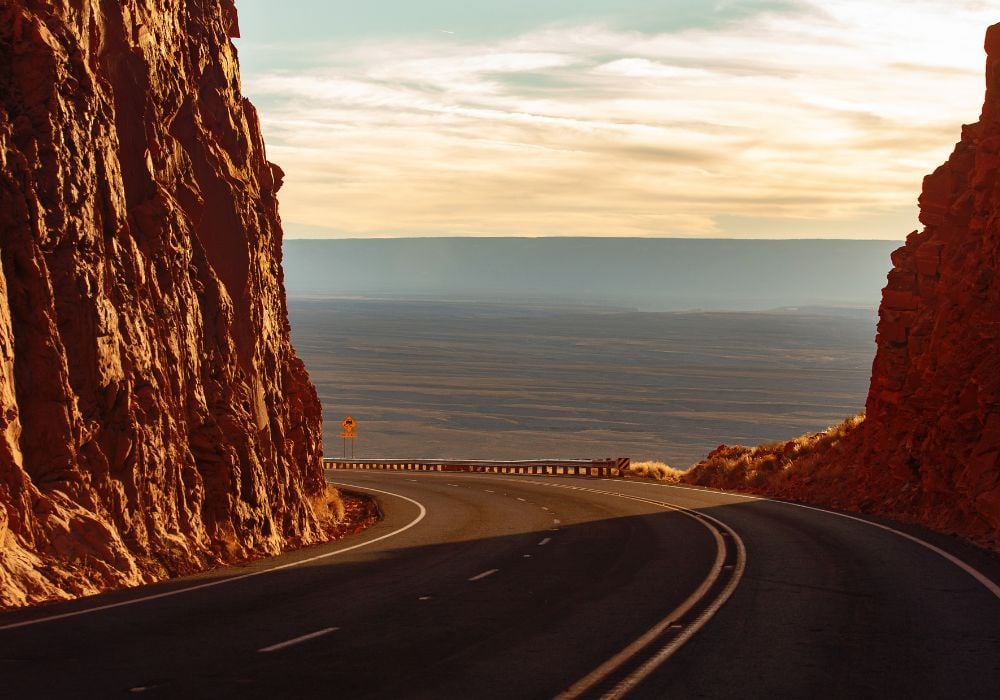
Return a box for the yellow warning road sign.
[341,416,358,438]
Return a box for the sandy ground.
[289,298,875,467]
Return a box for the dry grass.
[682,412,866,491]
[626,460,685,482]
[310,485,347,524]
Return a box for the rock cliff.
[684,23,1000,548]
[855,22,1000,542]
[0,0,334,607]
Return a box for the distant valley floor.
[289,298,876,467]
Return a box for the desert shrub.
[310,486,346,523]
[627,461,685,482]
[681,412,866,491]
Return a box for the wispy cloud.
[242,0,996,238]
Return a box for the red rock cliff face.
[682,24,1000,549]
[857,23,1000,542]
[0,0,330,607]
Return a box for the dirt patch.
[320,492,382,541]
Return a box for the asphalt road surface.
[1,471,998,698]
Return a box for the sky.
[235,1,999,239]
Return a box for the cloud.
[241,0,996,238]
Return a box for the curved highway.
[0,471,998,698]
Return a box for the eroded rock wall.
[857,23,1000,541]
[0,0,329,607]
[682,23,1000,548]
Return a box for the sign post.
[340,416,358,459]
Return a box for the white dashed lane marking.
[468,569,500,582]
[538,537,552,546]
[258,627,338,653]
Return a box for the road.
[1,471,998,698]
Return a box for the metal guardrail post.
[323,457,629,479]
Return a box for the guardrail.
[324,457,629,479]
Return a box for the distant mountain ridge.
[283,238,899,311]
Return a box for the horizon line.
[283,236,904,242]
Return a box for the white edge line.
[468,569,499,582]
[462,472,1000,601]
[0,483,427,631]
[258,626,338,653]
[779,499,1000,599]
[647,482,1000,600]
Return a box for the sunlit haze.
[236,1,996,239]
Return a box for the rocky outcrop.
[684,23,1000,549]
[854,22,1000,542]
[0,0,335,608]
